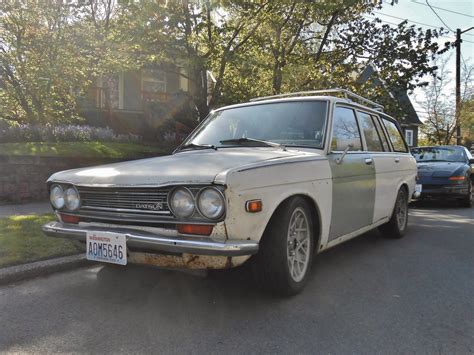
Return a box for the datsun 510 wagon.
[43,89,417,295]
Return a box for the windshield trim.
[175,99,330,153]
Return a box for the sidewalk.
[0,201,51,218]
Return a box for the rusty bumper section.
[128,252,244,269]
[42,221,259,257]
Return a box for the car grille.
[64,185,222,225]
[77,186,173,216]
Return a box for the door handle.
[395,157,400,163]
[365,158,373,165]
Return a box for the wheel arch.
[399,182,409,194]
[264,194,323,252]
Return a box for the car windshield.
[183,101,328,149]
[411,147,466,163]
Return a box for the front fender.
[222,159,332,250]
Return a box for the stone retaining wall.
[0,155,126,204]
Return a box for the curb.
[0,254,92,286]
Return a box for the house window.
[142,69,167,102]
[405,129,414,147]
[99,75,120,109]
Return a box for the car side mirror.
[469,158,474,164]
[335,144,354,164]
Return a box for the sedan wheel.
[287,207,311,283]
[252,197,314,296]
[379,187,409,238]
[461,180,473,208]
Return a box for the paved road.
[0,205,473,354]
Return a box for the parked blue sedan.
[412,145,474,207]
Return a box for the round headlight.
[64,187,80,211]
[197,187,225,220]
[50,184,65,209]
[169,187,195,218]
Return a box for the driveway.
[0,205,473,353]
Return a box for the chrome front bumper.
[42,221,259,257]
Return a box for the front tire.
[379,187,409,239]
[460,180,473,208]
[251,197,314,296]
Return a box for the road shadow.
[410,199,467,210]
[93,227,386,303]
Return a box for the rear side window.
[331,107,362,151]
[371,115,391,151]
[382,119,408,152]
[357,111,383,152]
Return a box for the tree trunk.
[187,66,209,120]
[272,61,283,94]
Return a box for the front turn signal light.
[246,199,262,213]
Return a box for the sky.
[376,0,474,120]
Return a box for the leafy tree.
[460,97,474,148]
[417,57,473,146]
[0,1,118,125]
[218,1,449,120]
[117,0,271,118]
[0,0,456,130]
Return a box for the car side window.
[371,115,391,152]
[382,118,408,153]
[465,147,473,160]
[357,111,384,152]
[331,106,362,151]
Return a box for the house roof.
[358,64,423,126]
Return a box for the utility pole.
[455,27,474,145]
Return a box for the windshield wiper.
[220,138,286,151]
[179,143,217,151]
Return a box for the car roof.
[213,96,399,124]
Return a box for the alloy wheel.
[287,207,311,282]
[396,190,408,231]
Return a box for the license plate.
[86,231,127,265]
[415,184,422,193]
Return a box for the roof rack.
[249,88,384,111]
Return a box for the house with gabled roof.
[358,64,423,147]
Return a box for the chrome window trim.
[176,99,331,153]
[329,104,365,153]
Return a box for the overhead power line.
[411,0,474,19]
[425,0,454,32]
[372,11,474,38]
[366,16,474,44]
[425,0,471,66]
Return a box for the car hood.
[48,148,322,186]
[417,161,467,178]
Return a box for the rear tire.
[251,197,314,296]
[460,180,473,208]
[379,187,409,239]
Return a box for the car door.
[358,112,398,222]
[380,116,413,214]
[327,105,376,241]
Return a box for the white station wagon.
[43,89,417,295]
